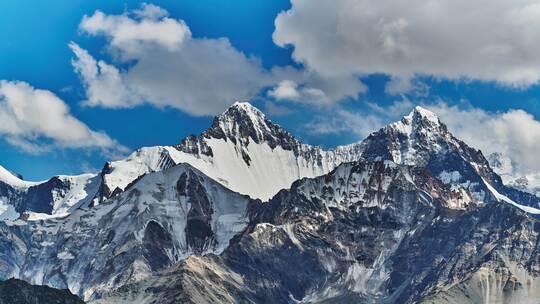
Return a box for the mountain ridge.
[2,102,540,303]
[2,102,539,221]
[93,158,540,304]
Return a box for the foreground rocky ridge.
[0,278,83,304]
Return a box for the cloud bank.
[274,0,540,93]
[0,80,126,156]
[73,4,275,116]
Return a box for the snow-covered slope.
[47,174,102,216]
[101,102,363,201]
[0,163,252,300]
[0,165,101,220]
[0,165,38,189]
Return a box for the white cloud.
[74,5,277,116]
[268,80,301,100]
[305,107,386,138]
[80,3,190,57]
[70,42,138,108]
[0,80,126,156]
[267,80,330,105]
[274,0,540,90]
[133,3,168,20]
[266,69,367,105]
[74,4,368,113]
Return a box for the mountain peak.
[230,100,262,112]
[404,105,440,125]
[205,101,298,150]
[219,101,266,124]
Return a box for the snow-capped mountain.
[2,102,540,303]
[359,106,540,211]
[1,102,362,222]
[0,163,253,300]
[99,101,363,202]
[97,159,540,304]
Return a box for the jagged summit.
[219,101,267,127]
[206,101,298,150]
[393,105,445,138]
[407,105,440,123]
[228,100,264,114]
[98,101,363,201]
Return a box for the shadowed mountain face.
[0,278,84,304]
[0,164,253,300]
[96,160,540,304]
[2,103,540,303]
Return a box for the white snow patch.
[439,171,462,184]
[482,178,540,214]
[0,197,19,221]
[57,251,75,260]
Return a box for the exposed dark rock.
[143,221,174,271]
[0,278,84,304]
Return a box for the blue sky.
[2,0,540,180]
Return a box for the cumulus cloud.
[0,80,126,156]
[268,80,327,104]
[80,3,190,57]
[274,0,540,92]
[70,43,137,108]
[266,69,367,105]
[73,4,277,116]
[73,4,368,113]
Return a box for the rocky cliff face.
[359,106,540,211]
[96,160,540,304]
[0,164,253,301]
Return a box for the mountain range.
[1,102,540,303]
